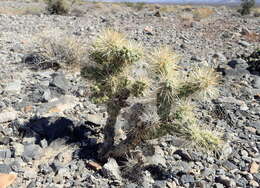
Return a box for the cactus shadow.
[17,116,101,160]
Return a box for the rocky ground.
[0,0,260,187]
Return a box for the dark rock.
[154,11,161,17]
[215,175,236,187]
[22,144,42,160]
[50,73,70,94]
[0,164,11,173]
[39,163,53,175]
[173,149,192,161]
[222,160,238,171]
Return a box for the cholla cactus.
[149,47,180,121]
[150,47,222,152]
[84,32,223,161]
[84,29,147,160]
[89,29,142,76]
[177,66,220,99]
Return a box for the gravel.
[0,1,259,187]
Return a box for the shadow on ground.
[18,116,101,160]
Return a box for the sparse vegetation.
[242,48,260,72]
[82,30,222,162]
[46,0,72,15]
[192,7,215,20]
[24,34,85,70]
[238,0,255,15]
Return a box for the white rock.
[4,80,22,93]
[0,110,17,123]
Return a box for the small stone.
[145,145,166,167]
[0,149,12,159]
[180,174,194,184]
[166,181,177,188]
[4,80,22,93]
[37,95,78,116]
[144,26,153,35]
[50,73,69,93]
[13,143,24,157]
[250,161,259,174]
[244,127,256,134]
[0,110,17,123]
[252,77,260,89]
[39,164,52,175]
[39,139,48,148]
[238,40,250,47]
[220,144,233,160]
[24,169,37,179]
[0,164,11,173]
[222,160,237,171]
[215,175,236,188]
[173,149,192,161]
[43,89,52,102]
[0,136,11,145]
[240,103,249,111]
[213,183,224,188]
[22,144,42,160]
[86,113,106,125]
[249,180,259,187]
[102,158,121,181]
[57,167,71,178]
[87,161,102,171]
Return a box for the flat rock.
[13,143,24,157]
[0,164,11,174]
[0,149,11,159]
[102,158,122,182]
[0,110,17,123]
[250,161,259,174]
[37,95,78,116]
[22,144,42,160]
[4,80,22,93]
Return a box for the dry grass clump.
[25,33,85,71]
[192,7,215,20]
[0,6,44,15]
